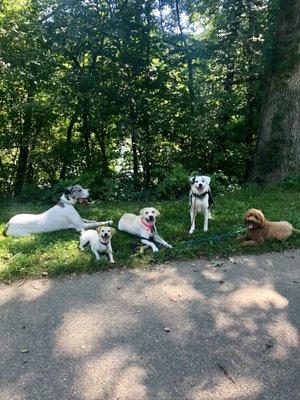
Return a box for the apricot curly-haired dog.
[236,208,299,246]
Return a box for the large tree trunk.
[251,0,300,182]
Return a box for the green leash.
[183,228,246,245]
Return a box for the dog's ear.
[204,176,211,185]
[64,187,71,200]
[257,210,267,227]
[188,176,195,185]
[96,227,102,233]
[110,227,116,235]
[153,208,161,217]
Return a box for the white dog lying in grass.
[4,185,112,237]
[189,175,213,233]
[79,226,116,262]
[118,207,172,252]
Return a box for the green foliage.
[0,0,275,197]
[155,164,190,198]
[0,180,299,281]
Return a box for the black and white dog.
[4,185,112,237]
[189,175,213,233]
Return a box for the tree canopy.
[0,0,297,199]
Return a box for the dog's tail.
[293,227,300,233]
[2,223,8,237]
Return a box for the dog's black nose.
[104,233,108,237]
[198,184,203,189]
[149,215,154,221]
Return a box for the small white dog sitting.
[118,207,172,252]
[79,226,116,262]
[189,175,213,233]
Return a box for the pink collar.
[140,217,155,231]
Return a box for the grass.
[0,181,299,281]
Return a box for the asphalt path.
[0,250,299,400]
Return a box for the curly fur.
[236,208,299,246]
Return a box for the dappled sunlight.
[214,311,235,330]
[226,283,288,313]
[54,307,139,357]
[243,257,258,269]
[19,279,53,301]
[0,250,299,400]
[76,347,147,400]
[188,376,263,400]
[202,267,224,282]
[126,266,206,304]
[266,314,299,359]
[0,283,17,305]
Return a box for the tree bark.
[130,102,139,187]
[251,0,300,181]
[60,110,78,180]
[94,128,109,176]
[14,92,34,195]
[82,103,91,170]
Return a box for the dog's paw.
[189,229,194,234]
[110,260,115,263]
[203,227,208,232]
[108,220,113,225]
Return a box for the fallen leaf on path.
[20,349,29,354]
[163,327,171,332]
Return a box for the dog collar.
[141,217,155,232]
[99,240,109,246]
[59,196,76,206]
[192,191,209,200]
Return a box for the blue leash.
[183,228,246,244]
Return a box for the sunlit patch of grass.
[0,180,299,281]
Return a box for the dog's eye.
[145,211,149,214]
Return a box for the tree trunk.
[94,128,109,176]
[175,0,194,100]
[130,103,139,187]
[60,110,78,180]
[14,93,34,195]
[251,0,300,181]
[82,103,91,170]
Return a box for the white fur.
[79,227,115,262]
[5,186,112,237]
[189,175,212,233]
[118,207,172,252]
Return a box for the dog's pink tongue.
[248,223,254,229]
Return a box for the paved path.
[0,251,299,400]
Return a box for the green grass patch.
[0,181,299,281]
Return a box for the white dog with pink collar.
[118,207,172,252]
